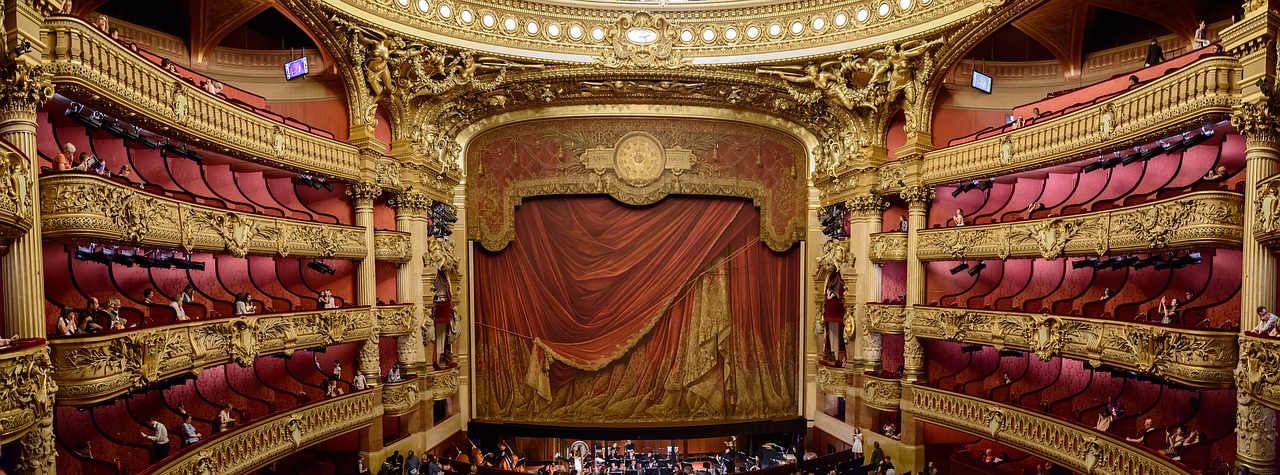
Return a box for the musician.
[725,436,737,452]
[722,446,736,473]
[498,441,515,470]
[625,440,635,456]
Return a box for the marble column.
[391,192,432,375]
[349,182,383,385]
[846,194,887,371]
[899,186,933,382]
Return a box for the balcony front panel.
[862,373,901,412]
[376,304,416,337]
[918,56,1239,186]
[144,389,381,475]
[1237,335,1280,412]
[41,18,362,180]
[50,307,377,405]
[816,364,852,396]
[40,173,367,259]
[910,306,1238,388]
[908,385,1194,475]
[915,191,1243,262]
[374,230,413,263]
[0,341,53,445]
[0,140,34,243]
[425,365,462,401]
[382,376,420,416]
[868,232,907,263]
[866,303,907,335]
[1252,173,1280,251]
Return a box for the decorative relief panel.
[467,117,807,252]
[909,306,1237,388]
[382,376,420,416]
[816,365,851,396]
[868,232,907,262]
[0,141,35,243]
[374,230,413,263]
[42,18,361,180]
[426,365,461,401]
[148,390,380,475]
[0,342,54,445]
[1237,336,1280,411]
[862,373,901,412]
[50,307,380,405]
[866,303,907,335]
[915,191,1243,261]
[40,173,367,260]
[908,385,1193,475]
[376,304,416,336]
[1251,174,1280,251]
[918,57,1239,185]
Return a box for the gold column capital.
[347,181,383,208]
[1233,100,1280,151]
[845,194,888,218]
[0,63,53,116]
[899,185,935,209]
[389,192,433,215]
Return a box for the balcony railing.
[383,375,421,416]
[862,372,902,412]
[375,304,416,337]
[1237,335,1280,412]
[374,230,413,263]
[0,340,52,445]
[868,232,907,263]
[916,56,1239,186]
[866,303,907,334]
[50,307,378,405]
[908,384,1195,475]
[141,389,380,475]
[816,365,853,397]
[40,173,367,259]
[41,17,362,180]
[911,190,1242,262]
[910,306,1238,388]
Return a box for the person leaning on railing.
[1252,306,1279,336]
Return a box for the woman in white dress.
[851,428,864,460]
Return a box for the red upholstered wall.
[880,262,907,303]
[264,97,350,142]
[931,105,1011,149]
[880,334,904,372]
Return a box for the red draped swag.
[474,196,799,423]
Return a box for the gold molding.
[42,17,362,180]
[376,304,416,336]
[862,372,902,412]
[910,306,1239,388]
[915,190,1243,262]
[147,390,380,475]
[374,230,414,263]
[1251,174,1280,250]
[916,57,1240,186]
[0,342,54,446]
[382,376,420,416]
[907,384,1195,475]
[1237,335,1280,412]
[425,365,461,400]
[868,232,907,262]
[40,173,368,260]
[816,364,852,396]
[0,141,35,245]
[866,303,907,334]
[50,307,381,405]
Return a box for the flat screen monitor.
[284,57,308,80]
[972,70,993,94]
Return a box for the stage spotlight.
[976,178,995,191]
[1071,258,1099,269]
[966,261,987,276]
[1182,129,1214,148]
[65,104,102,130]
[949,262,970,275]
[131,127,160,149]
[1133,254,1162,270]
[1083,159,1106,173]
[1162,137,1186,154]
[960,344,984,353]
[1140,144,1165,160]
[110,248,137,267]
[998,349,1024,358]
[13,40,32,57]
[307,260,336,275]
[161,143,203,163]
[950,186,964,198]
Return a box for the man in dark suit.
[1145,38,1165,67]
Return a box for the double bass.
[498,441,515,470]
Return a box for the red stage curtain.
[474,196,798,422]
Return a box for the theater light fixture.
[949,262,970,275]
[307,260,336,275]
[65,103,102,130]
[966,261,987,276]
[976,178,995,191]
[960,344,984,353]
[998,349,1024,358]
[13,40,32,57]
[1071,257,1099,269]
[161,142,203,163]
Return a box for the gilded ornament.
[0,63,54,113]
[1098,104,1117,138]
[899,185,935,207]
[346,181,383,206]
[594,12,688,69]
[816,239,850,273]
[997,316,1096,361]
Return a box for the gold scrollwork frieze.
[147,390,380,475]
[376,304,416,337]
[909,306,1238,388]
[866,303,906,334]
[919,57,1239,185]
[915,190,1243,262]
[868,232,907,262]
[0,342,54,445]
[40,173,368,260]
[1250,173,1280,251]
[374,230,413,263]
[50,307,380,405]
[382,376,420,416]
[816,365,852,396]
[1237,335,1280,411]
[42,17,361,180]
[425,366,461,401]
[907,385,1193,475]
[862,373,901,412]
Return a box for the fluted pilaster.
[391,192,432,374]
[899,185,933,382]
[846,194,886,370]
[0,63,52,340]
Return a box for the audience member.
[233,293,256,315]
[1001,372,1013,385]
[176,401,189,418]
[73,440,92,458]
[201,80,223,95]
[0,334,22,349]
[139,416,170,463]
[52,143,75,171]
[869,441,883,468]
[332,359,342,380]
[115,164,132,179]
[1095,406,1114,432]
[60,0,72,14]
[358,457,371,475]
[217,403,237,432]
[104,297,125,330]
[353,371,367,390]
[993,452,1007,464]
[1125,418,1156,443]
[1203,165,1228,181]
[78,297,104,333]
[56,306,78,336]
[982,449,994,463]
[406,451,422,475]
[161,58,179,74]
[94,14,109,32]
[851,428,863,460]
[179,414,201,447]
[1162,426,1187,460]
[387,364,402,382]
[882,420,898,438]
[951,208,965,226]
[1100,287,1112,301]
[323,378,341,398]
[1253,305,1279,336]
[1157,296,1180,324]
[142,288,155,305]
[1194,20,1210,49]
[1105,397,1125,418]
[924,462,938,475]
[898,215,909,232]
[1128,75,1140,87]
[317,289,336,309]
[1145,38,1165,67]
